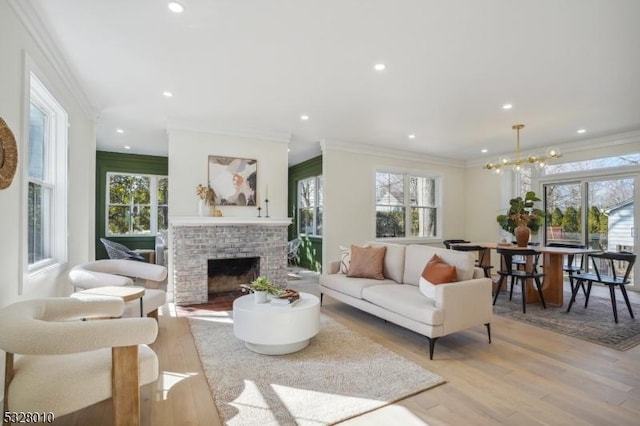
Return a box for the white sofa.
[68,259,168,319]
[319,242,493,359]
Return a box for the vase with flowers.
[196,184,216,216]
[496,191,544,247]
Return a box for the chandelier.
[484,124,561,173]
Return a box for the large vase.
[514,222,531,247]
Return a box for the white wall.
[322,141,467,268]
[167,129,289,219]
[0,0,96,399]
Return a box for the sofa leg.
[485,323,492,343]
[426,337,438,360]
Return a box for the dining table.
[452,242,601,306]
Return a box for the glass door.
[543,176,636,288]
[543,182,583,246]
[587,177,635,286]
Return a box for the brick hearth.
[170,217,291,305]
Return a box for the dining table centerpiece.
[496,191,544,247]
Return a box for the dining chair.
[494,248,547,313]
[442,239,469,249]
[566,251,636,323]
[450,244,493,278]
[511,242,541,273]
[547,242,588,297]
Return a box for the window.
[375,171,440,239]
[297,176,322,237]
[544,154,640,175]
[27,73,68,270]
[106,173,168,236]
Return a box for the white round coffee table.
[233,292,320,355]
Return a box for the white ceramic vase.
[198,199,207,216]
[253,291,269,304]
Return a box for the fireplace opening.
[207,257,260,297]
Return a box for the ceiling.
[27,0,640,166]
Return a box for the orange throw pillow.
[421,254,457,284]
[347,245,387,280]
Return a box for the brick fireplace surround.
[170,217,292,305]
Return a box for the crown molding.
[9,0,95,120]
[166,120,292,144]
[465,129,640,169]
[320,139,466,168]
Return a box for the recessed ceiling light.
[168,1,184,13]
[300,115,309,121]
[116,129,124,134]
[577,129,587,134]
[481,148,488,153]
[502,104,513,110]
[124,145,131,150]
[163,91,173,97]
[374,63,386,71]
[408,134,416,139]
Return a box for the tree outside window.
[298,176,322,237]
[27,73,68,270]
[376,172,439,239]
[106,173,168,236]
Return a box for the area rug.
[493,287,640,351]
[188,313,445,425]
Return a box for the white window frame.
[375,170,442,242]
[22,70,68,282]
[105,172,168,237]
[297,175,323,238]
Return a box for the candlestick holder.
[257,206,262,218]
[265,199,270,218]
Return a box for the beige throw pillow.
[347,245,387,280]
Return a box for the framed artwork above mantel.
[208,155,257,206]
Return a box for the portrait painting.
[208,156,257,206]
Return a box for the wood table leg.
[526,253,563,306]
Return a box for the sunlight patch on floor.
[156,371,198,400]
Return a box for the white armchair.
[0,297,158,425]
[68,259,168,319]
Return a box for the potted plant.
[240,276,281,304]
[496,191,544,246]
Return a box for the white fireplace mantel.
[170,216,292,226]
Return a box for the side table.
[72,286,146,317]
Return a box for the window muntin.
[297,175,322,237]
[376,171,440,239]
[106,173,168,236]
[26,73,68,271]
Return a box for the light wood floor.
[54,283,640,426]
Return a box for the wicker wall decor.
[0,117,18,189]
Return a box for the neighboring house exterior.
[606,200,634,252]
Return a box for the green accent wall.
[288,155,323,271]
[95,151,169,259]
